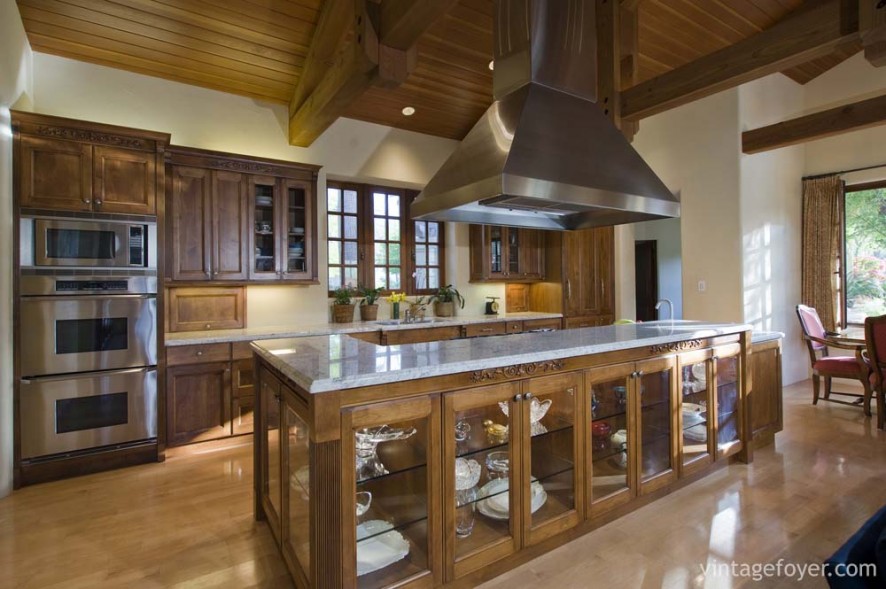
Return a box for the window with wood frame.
[326,182,445,295]
[842,181,886,326]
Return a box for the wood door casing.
[169,165,212,281]
[19,135,92,211]
[211,171,248,280]
[166,361,231,446]
[93,146,156,215]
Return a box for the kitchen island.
[252,322,754,588]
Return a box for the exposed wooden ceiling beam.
[860,0,886,66]
[742,92,886,154]
[621,0,861,121]
[289,0,457,147]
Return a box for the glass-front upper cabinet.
[678,349,714,475]
[714,343,743,458]
[342,396,441,589]
[443,382,520,581]
[520,373,582,546]
[636,357,677,495]
[281,179,312,280]
[489,226,504,278]
[251,176,278,279]
[507,229,520,276]
[587,364,635,516]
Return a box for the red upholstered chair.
[796,304,872,413]
[864,314,886,430]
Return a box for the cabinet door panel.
[212,171,248,280]
[93,146,156,214]
[522,372,582,546]
[166,361,231,446]
[281,179,315,280]
[259,370,283,539]
[169,166,212,281]
[519,229,545,280]
[444,382,520,581]
[678,349,714,476]
[233,394,255,436]
[19,136,92,211]
[714,344,743,458]
[636,356,678,495]
[596,227,614,314]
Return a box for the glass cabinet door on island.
[635,357,677,495]
[342,396,442,589]
[259,368,283,540]
[284,394,311,586]
[714,344,743,458]
[520,372,583,546]
[678,349,714,475]
[443,382,521,581]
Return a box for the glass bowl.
[498,397,553,423]
[454,457,481,490]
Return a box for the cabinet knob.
[83,198,91,204]
[513,394,521,402]
[630,371,637,378]
[523,392,533,400]
[95,199,103,205]
[213,271,218,276]
[205,323,211,329]
[637,370,644,377]
[196,351,203,356]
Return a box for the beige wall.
[738,75,807,384]
[0,0,33,497]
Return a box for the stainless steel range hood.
[411,0,680,230]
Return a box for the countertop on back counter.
[252,321,754,394]
[164,312,563,346]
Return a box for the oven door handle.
[21,294,156,302]
[20,367,154,384]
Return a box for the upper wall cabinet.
[165,147,320,284]
[13,111,169,216]
[469,225,545,282]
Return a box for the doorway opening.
[635,240,658,321]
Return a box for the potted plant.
[358,285,383,321]
[430,284,465,317]
[331,285,355,323]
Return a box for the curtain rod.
[803,162,886,181]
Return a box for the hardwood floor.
[0,380,883,589]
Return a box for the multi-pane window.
[326,182,444,294]
[842,182,886,325]
[413,220,442,291]
[371,189,403,290]
[327,185,360,291]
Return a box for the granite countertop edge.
[164,312,564,346]
[252,322,755,394]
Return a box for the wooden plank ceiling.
[16,0,861,141]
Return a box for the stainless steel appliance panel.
[21,217,156,269]
[20,367,157,460]
[20,295,157,377]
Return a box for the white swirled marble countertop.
[251,320,754,394]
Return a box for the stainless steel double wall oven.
[19,215,158,462]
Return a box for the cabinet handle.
[480,327,493,332]
[523,392,533,400]
[566,279,572,299]
[513,394,521,402]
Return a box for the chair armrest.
[805,334,864,351]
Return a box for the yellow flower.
[386,292,407,303]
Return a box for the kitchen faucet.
[655,298,673,321]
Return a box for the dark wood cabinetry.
[529,227,615,328]
[14,112,168,215]
[166,146,319,285]
[469,225,545,282]
[749,339,783,447]
[165,287,245,332]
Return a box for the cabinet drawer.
[505,321,524,334]
[523,318,562,332]
[232,341,254,360]
[166,287,246,332]
[463,322,507,338]
[167,343,231,366]
[564,315,612,329]
[383,326,461,345]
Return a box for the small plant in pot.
[331,285,355,323]
[430,284,465,317]
[358,285,384,321]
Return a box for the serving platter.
[356,520,410,576]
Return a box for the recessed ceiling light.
[401,106,416,116]
[488,60,495,70]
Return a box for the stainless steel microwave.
[20,217,157,270]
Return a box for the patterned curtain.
[801,175,844,331]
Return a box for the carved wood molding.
[211,160,275,173]
[470,359,565,383]
[649,339,703,354]
[36,126,149,149]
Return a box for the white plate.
[691,364,707,381]
[684,423,708,443]
[356,520,410,576]
[682,402,705,414]
[476,478,547,520]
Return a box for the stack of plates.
[476,478,547,519]
[256,196,273,207]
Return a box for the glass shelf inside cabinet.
[527,387,576,528]
[254,184,276,273]
[287,406,311,577]
[354,419,429,589]
[451,403,514,560]
[716,356,740,453]
[681,362,709,465]
[286,186,307,274]
[639,370,672,479]
[590,379,630,502]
